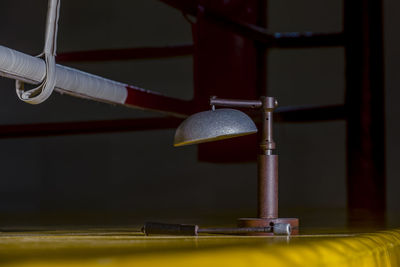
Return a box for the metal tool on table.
[142,222,291,236]
[172,96,299,236]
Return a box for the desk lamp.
[174,96,299,235]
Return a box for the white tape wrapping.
[16,0,60,104]
[0,45,128,104]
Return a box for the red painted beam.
[270,32,344,48]
[199,7,344,48]
[194,0,262,163]
[275,105,346,122]
[160,1,344,48]
[0,105,346,139]
[158,0,198,15]
[57,44,194,62]
[0,117,184,139]
[124,86,194,117]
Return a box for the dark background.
[0,0,397,229]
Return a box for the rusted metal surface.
[258,97,278,219]
[238,218,299,235]
[258,97,278,218]
[57,44,194,62]
[142,222,291,235]
[198,225,290,235]
[344,0,386,226]
[210,98,262,109]
[259,97,277,150]
[142,222,198,236]
[258,154,278,219]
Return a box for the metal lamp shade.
[174,108,258,147]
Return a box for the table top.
[0,227,399,267]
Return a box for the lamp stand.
[210,96,299,235]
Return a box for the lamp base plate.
[238,217,299,235]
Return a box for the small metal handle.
[272,223,291,235]
[142,222,198,236]
[142,222,291,236]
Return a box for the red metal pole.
[344,0,386,227]
[159,0,344,48]
[194,0,261,163]
[0,117,183,138]
[57,45,193,62]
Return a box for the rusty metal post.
[210,96,299,234]
[235,96,298,234]
[258,97,278,219]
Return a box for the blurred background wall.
[0,0,397,229]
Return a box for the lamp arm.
[209,96,263,109]
[209,96,277,110]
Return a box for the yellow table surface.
[0,228,399,267]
